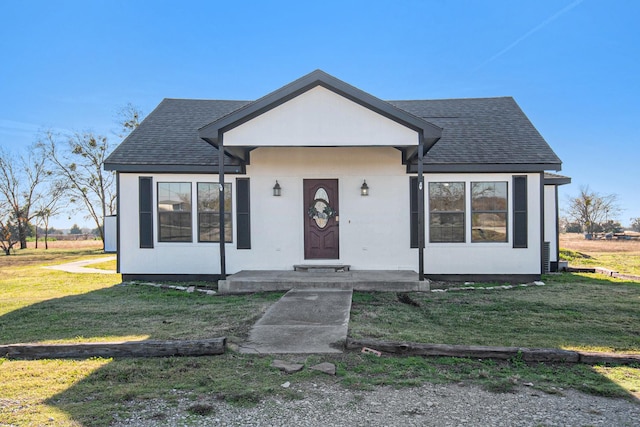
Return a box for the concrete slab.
[219,270,429,293]
[240,288,353,354]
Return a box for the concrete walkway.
[44,256,117,274]
[240,288,353,354]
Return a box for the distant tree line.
[562,185,638,235]
[0,104,142,255]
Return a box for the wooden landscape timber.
[346,338,640,365]
[0,338,226,360]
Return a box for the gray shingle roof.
[105,95,562,173]
[389,97,561,171]
[105,99,251,172]
[544,172,571,185]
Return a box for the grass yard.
[1,245,639,426]
[349,274,640,353]
[0,249,282,344]
[349,275,640,353]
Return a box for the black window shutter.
[139,177,153,248]
[513,176,528,248]
[410,177,419,248]
[236,178,251,249]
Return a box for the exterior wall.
[119,173,221,275]
[423,173,543,276]
[118,147,415,275]
[224,86,418,147]
[544,184,559,264]
[118,148,544,277]
[235,147,415,271]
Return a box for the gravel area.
[111,380,639,426]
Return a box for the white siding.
[235,147,415,271]
[224,86,419,147]
[118,149,544,276]
[118,147,415,275]
[423,173,543,275]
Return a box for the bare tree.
[33,104,142,250]
[0,147,48,250]
[0,217,18,255]
[38,131,116,247]
[630,217,640,232]
[116,103,143,138]
[33,180,68,249]
[0,197,18,255]
[565,186,621,235]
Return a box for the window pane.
[159,211,192,242]
[471,182,507,243]
[198,183,232,242]
[158,182,192,242]
[472,213,507,242]
[471,182,507,211]
[429,182,465,243]
[429,182,464,212]
[430,212,465,243]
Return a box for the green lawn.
[349,274,640,353]
[1,249,639,426]
[561,248,640,276]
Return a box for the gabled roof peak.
[198,70,442,146]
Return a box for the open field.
[1,247,639,425]
[26,239,104,250]
[560,232,640,253]
[559,233,640,276]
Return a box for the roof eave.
[103,163,246,174]
[407,162,563,174]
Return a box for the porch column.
[218,130,226,279]
[417,134,425,281]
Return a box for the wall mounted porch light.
[360,180,369,196]
[273,180,282,196]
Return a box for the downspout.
[218,131,226,279]
[116,172,121,273]
[418,134,425,281]
[540,172,545,276]
[555,184,560,272]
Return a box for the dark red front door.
[304,179,339,259]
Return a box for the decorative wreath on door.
[307,200,337,220]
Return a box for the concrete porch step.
[293,264,351,273]
[218,270,429,294]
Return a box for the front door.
[304,179,339,259]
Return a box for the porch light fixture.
[273,180,282,197]
[360,180,369,196]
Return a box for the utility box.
[104,215,117,253]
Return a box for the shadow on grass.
[0,284,284,344]
[0,282,285,425]
[1,273,639,426]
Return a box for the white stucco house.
[104,70,569,284]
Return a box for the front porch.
[218,270,429,293]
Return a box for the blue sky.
[1,0,638,228]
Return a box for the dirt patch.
[560,233,640,253]
[0,240,104,269]
[26,240,103,250]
